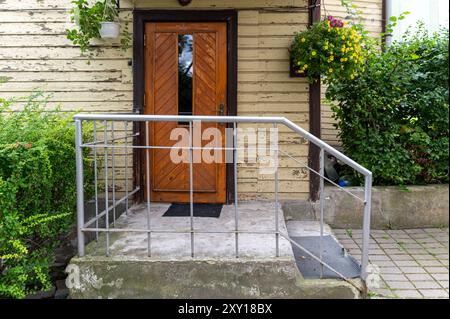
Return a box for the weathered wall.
[321,0,384,148]
[68,257,360,298]
[0,0,312,200]
[283,184,449,229]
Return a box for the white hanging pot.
[99,22,120,39]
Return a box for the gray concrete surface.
[68,202,361,299]
[68,257,360,299]
[85,202,292,258]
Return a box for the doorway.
[133,10,237,204]
[144,22,226,203]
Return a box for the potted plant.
[67,0,130,53]
[289,16,365,84]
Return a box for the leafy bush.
[326,25,449,185]
[0,91,93,298]
[290,15,365,83]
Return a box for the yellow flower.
[301,38,306,43]
[328,68,333,73]
[329,55,334,61]
[311,51,317,56]
[303,64,308,69]
[341,35,346,40]
[350,74,355,80]
[324,45,329,50]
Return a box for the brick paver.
[334,227,449,299]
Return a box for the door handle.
[219,103,225,116]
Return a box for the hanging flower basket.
[289,16,365,83]
[289,51,307,78]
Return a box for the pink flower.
[330,18,338,27]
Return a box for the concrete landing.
[85,202,292,258]
[68,203,361,299]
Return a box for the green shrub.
[0,91,94,298]
[326,25,449,185]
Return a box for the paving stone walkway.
[334,228,449,299]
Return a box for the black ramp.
[290,235,361,279]
[162,203,223,218]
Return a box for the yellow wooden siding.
[321,0,383,148]
[0,0,311,200]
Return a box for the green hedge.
[326,25,449,186]
[0,91,94,298]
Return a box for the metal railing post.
[189,121,195,257]
[75,119,85,257]
[103,120,110,256]
[145,121,151,257]
[125,121,129,215]
[93,121,99,241]
[111,121,116,226]
[273,123,279,258]
[361,173,372,280]
[233,123,239,258]
[319,148,325,278]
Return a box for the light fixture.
[179,0,192,6]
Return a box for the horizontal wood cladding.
[0,0,309,10]
[0,0,310,199]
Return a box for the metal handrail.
[74,114,372,281]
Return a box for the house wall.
[321,0,384,148]
[0,0,311,200]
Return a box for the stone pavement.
[334,228,449,299]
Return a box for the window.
[178,34,193,120]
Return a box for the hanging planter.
[99,21,120,39]
[99,0,120,39]
[67,0,131,53]
[289,16,366,83]
[289,51,307,78]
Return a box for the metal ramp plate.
[291,235,361,279]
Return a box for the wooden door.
[144,22,227,203]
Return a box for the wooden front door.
[144,22,227,203]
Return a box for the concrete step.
[68,203,361,298]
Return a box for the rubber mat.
[290,235,361,279]
[162,203,223,218]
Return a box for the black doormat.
[162,203,223,218]
[290,235,361,279]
